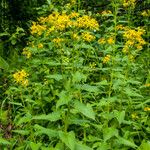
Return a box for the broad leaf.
[56,91,72,109]
[0,138,11,145]
[117,137,137,148]
[59,131,76,150]
[103,127,118,141]
[0,56,9,70]
[34,124,59,138]
[74,100,95,120]
[32,111,61,122]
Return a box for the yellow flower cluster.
[98,37,115,45]
[122,0,136,8]
[81,32,95,42]
[72,33,79,40]
[101,10,112,16]
[22,48,31,59]
[98,38,106,44]
[144,83,150,87]
[13,70,29,86]
[38,43,44,49]
[141,10,150,17]
[76,15,99,30]
[30,22,46,35]
[116,24,125,30]
[144,107,150,111]
[52,38,64,43]
[52,38,64,47]
[123,27,146,53]
[31,11,99,36]
[107,37,115,44]
[103,55,111,64]
[69,12,79,18]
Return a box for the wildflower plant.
[4,0,150,149]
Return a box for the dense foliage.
[0,0,150,149]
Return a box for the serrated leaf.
[16,114,32,126]
[118,137,137,148]
[32,111,61,122]
[59,131,75,150]
[103,127,118,142]
[0,138,11,145]
[34,124,58,138]
[125,88,143,98]
[72,71,87,83]
[56,91,72,109]
[74,100,95,120]
[0,56,9,70]
[114,110,125,124]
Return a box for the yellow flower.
[116,24,124,30]
[101,10,112,16]
[144,107,150,111]
[128,55,134,61]
[13,70,29,86]
[72,33,79,40]
[123,0,136,8]
[98,38,106,44]
[89,62,96,68]
[131,113,138,119]
[81,32,95,42]
[144,83,150,87]
[22,48,31,59]
[141,11,149,17]
[38,43,44,49]
[30,22,46,35]
[107,37,115,44]
[122,45,129,53]
[69,12,79,18]
[52,38,64,43]
[76,15,99,30]
[103,55,111,64]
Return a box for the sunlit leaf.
[59,131,76,150]
[74,100,95,120]
[32,111,61,121]
[103,127,118,141]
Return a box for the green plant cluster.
[0,0,150,150]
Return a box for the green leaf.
[46,74,63,81]
[56,91,72,109]
[32,111,61,122]
[59,131,76,150]
[72,71,87,83]
[34,124,59,138]
[125,88,143,98]
[103,127,118,142]
[16,114,32,126]
[75,142,92,150]
[12,130,29,135]
[114,110,125,125]
[117,137,137,148]
[74,100,95,120]
[0,56,9,70]
[0,138,11,145]
[30,142,42,150]
[75,84,99,93]
[138,140,150,150]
